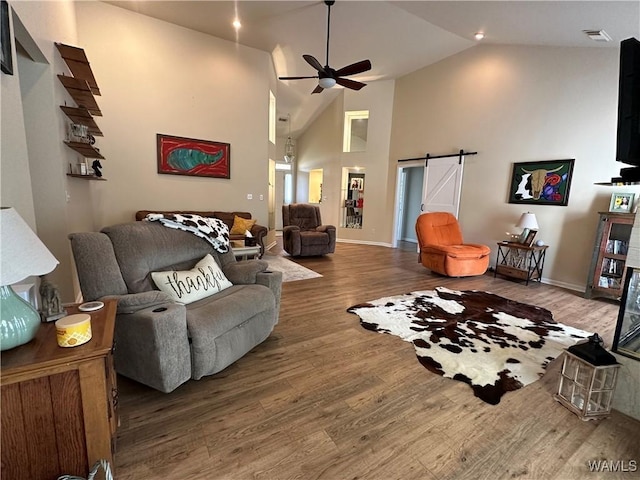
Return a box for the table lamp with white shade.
[1,207,59,351]
[515,212,539,243]
[516,212,539,231]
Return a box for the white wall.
[2,1,279,301]
[390,44,640,290]
[75,2,274,229]
[296,80,395,243]
[2,0,79,300]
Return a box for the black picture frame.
[522,229,537,247]
[1,0,12,75]
[508,159,574,206]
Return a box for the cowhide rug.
[347,287,591,405]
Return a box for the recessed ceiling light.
[232,19,241,30]
[583,30,611,42]
[474,32,485,41]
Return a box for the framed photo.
[508,159,574,206]
[157,134,230,178]
[1,0,13,75]
[522,229,537,247]
[609,193,635,213]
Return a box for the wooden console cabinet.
[1,300,117,479]
[584,212,635,301]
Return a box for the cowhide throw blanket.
[347,287,591,405]
[145,213,230,253]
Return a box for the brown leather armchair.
[282,204,336,257]
[415,212,490,277]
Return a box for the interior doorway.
[274,163,293,231]
[393,157,464,249]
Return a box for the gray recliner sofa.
[69,221,282,393]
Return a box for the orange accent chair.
[415,212,491,277]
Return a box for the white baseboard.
[336,238,393,248]
[540,277,585,293]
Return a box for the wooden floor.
[114,242,639,480]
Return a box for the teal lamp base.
[1,284,41,351]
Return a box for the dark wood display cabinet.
[584,212,636,301]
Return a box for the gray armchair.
[69,221,282,393]
[282,204,336,257]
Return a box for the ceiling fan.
[278,0,372,94]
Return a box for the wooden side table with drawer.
[1,299,117,479]
[494,242,548,285]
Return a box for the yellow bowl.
[55,313,92,347]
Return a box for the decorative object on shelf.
[283,113,295,163]
[92,159,103,177]
[554,333,620,421]
[39,276,66,322]
[609,192,635,213]
[0,208,59,351]
[55,313,92,348]
[508,159,575,206]
[1,0,13,75]
[535,239,545,247]
[157,133,230,178]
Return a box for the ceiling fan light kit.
[278,0,372,94]
[318,77,337,89]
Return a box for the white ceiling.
[105,1,640,136]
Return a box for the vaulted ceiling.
[106,1,639,136]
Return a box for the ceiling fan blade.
[303,54,327,74]
[336,77,367,91]
[279,76,320,80]
[311,84,324,94]
[334,59,372,77]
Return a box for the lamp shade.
[516,212,539,230]
[0,207,58,285]
[1,208,59,351]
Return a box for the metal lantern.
[555,334,620,421]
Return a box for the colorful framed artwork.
[157,134,230,178]
[508,159,574,206]
[609,193,635,213]
[1,0,13,75]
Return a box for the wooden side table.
[231,244,261,261]
[1,300,117,479]
[494,242,548,285]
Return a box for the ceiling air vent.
[583,30,612,42]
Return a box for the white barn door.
[421,156,464,218]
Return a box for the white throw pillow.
[151,254,232,305]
